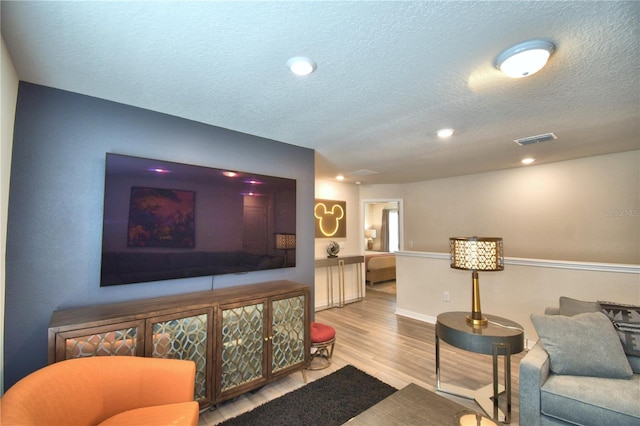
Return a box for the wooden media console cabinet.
[48,280,310,408]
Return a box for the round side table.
[436,311,525,423]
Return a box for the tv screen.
[100,153,296,286]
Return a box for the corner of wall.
[1,34,20,395]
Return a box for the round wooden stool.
[308,322,336,370]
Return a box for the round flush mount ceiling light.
[495,40,555,78]
[287,56,317,76]
[521,158,535,165]
[437,128,455,138]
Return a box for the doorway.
[243,194,272,255]
[363,199,402,253]
[362,199,403,298]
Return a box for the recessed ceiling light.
[222,171,237,177]
[437,128,455,138]
[495,40,555,78]
[287,56,317,76]
[521,158,535,165]
[336,175,344,181]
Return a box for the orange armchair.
[1,356,199,426]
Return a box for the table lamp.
[364,229,377,250]
[450,237,504,326]
[275,233,296,267]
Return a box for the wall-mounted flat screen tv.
[100,153,296,286]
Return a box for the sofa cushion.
[541,373,640,425]
[558,296,600,316]
[531,312,633,379]
[598,301,640,357]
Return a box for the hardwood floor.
[199,286,526,425]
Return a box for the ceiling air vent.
[348,169,379,176]
[514,132,557,146]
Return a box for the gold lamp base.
[466,315,488,326]
[467,271,488,327]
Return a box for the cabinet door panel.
[147,309,212,403]
[56,321,144,362]
[271,294,306,374]
[218,302,266,396]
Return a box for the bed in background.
[365,252,396,287]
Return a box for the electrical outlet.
[443,291,450,302]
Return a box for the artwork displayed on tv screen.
[101,153,297,287]
[128,187,195,248]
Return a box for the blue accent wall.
[4,82,315,389]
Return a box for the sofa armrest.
[136,358,196,406]
[1,357,198,426]
[519,342,551,426]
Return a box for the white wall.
[395,252,639,347]
[1,36,19,395]
[360,153,639,347]
[360,151,640,264]
[314,179,364,308]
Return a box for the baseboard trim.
[396,251,640,274]
[395,308,436,324]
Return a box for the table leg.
[356,262,363,301]
[505,344,512,423]
[437,332,512,423]
[326,265,333,308]
[492,342,512,423]
[493,344,499,420]
[435,331,441,390]
[338,259,345,307]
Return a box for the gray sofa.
[519,297,640,425]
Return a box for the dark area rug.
[219,365,397,425]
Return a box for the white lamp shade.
[364,229,377,239]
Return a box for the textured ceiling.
[2,1,639,184]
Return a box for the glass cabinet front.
[271,295,306,373]
[56,320,144,361]
[148,310,211,402]
[219,302,265,393]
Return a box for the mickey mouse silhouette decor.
[314,199,346,238]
